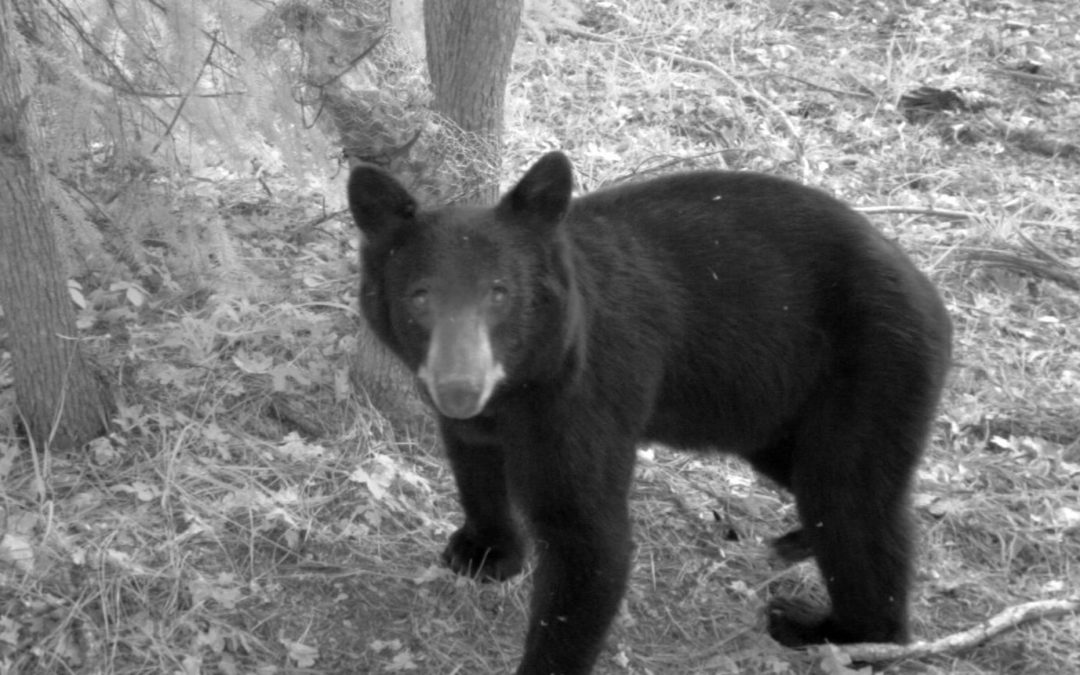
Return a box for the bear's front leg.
[515,503,633,675]
[440,418,525,581]
[504,416,636,675]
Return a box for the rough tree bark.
[424,0,523,203]
[0,0,109,451]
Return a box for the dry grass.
[2,0,1079,673]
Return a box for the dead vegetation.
[1,0,1078,673]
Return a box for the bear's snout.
[416,310,507,420]
[429,378,489,419]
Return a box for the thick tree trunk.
[424,0,522,203]
[0,0,109,451]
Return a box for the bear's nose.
[432,379,486,419]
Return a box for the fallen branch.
[986,68,1080,92]
[767,70,875,100]
[825,598,1080,663]
[856,204,1074,231]
[960,248,1079,290]
[855,205,980,220]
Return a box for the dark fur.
[347,152,952,675]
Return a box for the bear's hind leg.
[766,402,919,647]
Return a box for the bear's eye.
[491,284,509,305]
[409,288,430,310]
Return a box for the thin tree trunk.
[424,0,522,203]
[0,0,109,451]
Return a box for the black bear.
[347,152,952,675]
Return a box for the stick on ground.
[827,598,1080,663]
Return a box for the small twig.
[150,31,221,155]
[766,70,875,100]
[959,248,1079,290]
[46,0,141,94]
[287,208,350,240]
[986,68,1080,91]
[856,205,980,220]
[107,87,247,100]
[856,204,1074,231]
[825,598,1080,663]
[312,34,385,89]
[616,150,735,182]
[1015,228,1075,270]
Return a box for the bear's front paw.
[442,528,524,581]
[766,598,830,647]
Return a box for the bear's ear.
[497,151,573,229]
[347,165,418,237]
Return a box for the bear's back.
[557,171,949,450]
[565,170,938,331]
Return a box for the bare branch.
[856,204,981,220]
[149,30,221,154]
[826,598,1080,663]
[959,248,1079,289]
[856,204,1075,231]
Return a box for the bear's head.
[347,152,585,420]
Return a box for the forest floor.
[1,0,1079,673]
